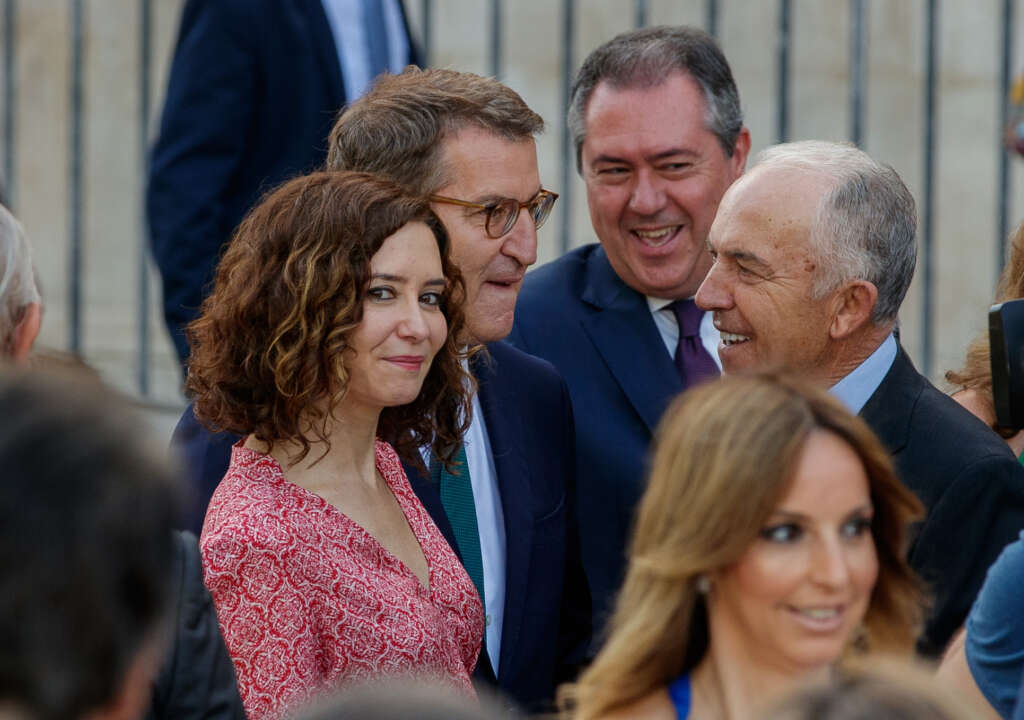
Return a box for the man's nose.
[501,209,538,268]
[695,262,731,311]
[628,169,667,216]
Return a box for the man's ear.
[729,127,752,179]
[11,302,40,364]
[829,281,877,340]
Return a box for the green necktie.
[432,444,485,608]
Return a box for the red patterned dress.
[201,440,483,720]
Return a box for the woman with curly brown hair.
[188,171,482,720]
[562,374,923,720]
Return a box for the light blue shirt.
[830,333,898,414]
[320,0,410,102]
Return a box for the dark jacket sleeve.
[553,376,594,686]
[145,531,245,720]
[146,0,256,362]
[911,453,1024,657]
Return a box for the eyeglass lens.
[485,192,557,238]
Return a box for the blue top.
[965,529,1024,718]
[667,674,691,719]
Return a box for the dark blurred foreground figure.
[563,374,923,720]
[296,682,520,720]
[766,662,975,720]
[0,202,244,720]
[0,370,178,720]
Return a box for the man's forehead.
[711,177,818,258]
[437,127,539,198]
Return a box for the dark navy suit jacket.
[147,0,418,362]
[860,346,1024,657]
[509,243,687,635]
[171,341,590,712]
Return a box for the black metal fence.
[0,0,1019,395]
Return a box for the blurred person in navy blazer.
[173,67,591,713]
[147,0,419,366]
[509,26,750,634]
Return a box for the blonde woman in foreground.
[562,374,924,720]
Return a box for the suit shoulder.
[485,341,565,385]
[911,379,1023,477]
[520,245,599,302]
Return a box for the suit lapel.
[579,248,682,433]
[299,0,346,110]
[859,346,920,455]
[474,349,531,681]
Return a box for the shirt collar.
[829,333,897,414]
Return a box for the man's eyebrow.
[647,148,700,162]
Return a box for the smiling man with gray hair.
[0,203,40,364]
[695,139,1024,657]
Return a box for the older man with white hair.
[696,140,1024,656]
[0,203,40,363]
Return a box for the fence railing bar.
[559,0,575,255]
[3,0,16,208]
[634,0,647,28]
[997,0,1014,276]
[706,0,719,37]
[922,0,938,377]
[69,0,85,355]
[849,0,866,147]
[138,0,152,395]
[776,0,791,142]
[420,0,432,67]
[490,0,502,80]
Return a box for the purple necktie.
[669,299,719,387]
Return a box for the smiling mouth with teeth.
[720,331,750,346]
[632,226,680,248]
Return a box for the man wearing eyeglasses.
[508,26,750,635]
[173,67,589,712]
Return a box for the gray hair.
[567,25,743,172]
[754,141,917,325]
[0,204,40,352]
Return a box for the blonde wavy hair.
[563,374,923,719]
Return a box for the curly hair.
[186,171,472,468]
[564,373,923,719]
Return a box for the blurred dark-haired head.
[0,369,179,720]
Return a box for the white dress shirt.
[646,296,723,369]
[320,0,410,102]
